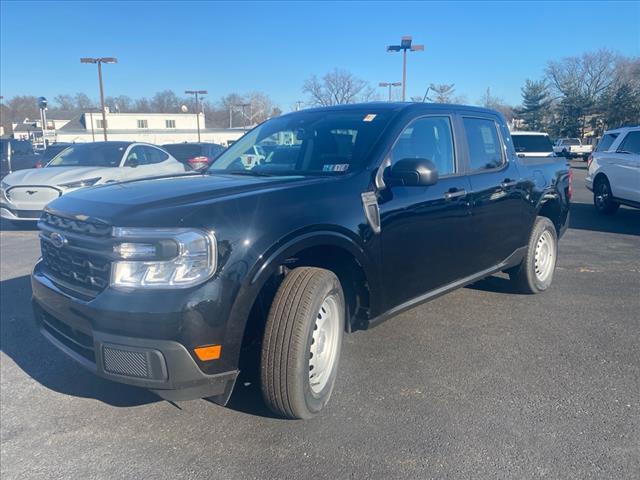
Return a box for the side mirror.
[385,158,439,187]
[127,157,139,168]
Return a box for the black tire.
[593,176,619,215]
[260,267,344,419]
[509,216,558,294]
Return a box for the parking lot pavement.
[1,163,638,480]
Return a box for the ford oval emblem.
[50,232,67,248]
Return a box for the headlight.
[1,180,9,191]
[58,177,101,189]
[111,228,217,289]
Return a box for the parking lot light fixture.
[80,57,118,141]
[379,82,402,101]
[386,36,424,101]
[185,90,208,142]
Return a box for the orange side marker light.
[194,345,222,361]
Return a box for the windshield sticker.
[363,114,377,122]
[323,164,350,172]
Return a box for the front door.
[378,115,474,310]
[609,130,640,203]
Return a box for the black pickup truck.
[31,103,570,419]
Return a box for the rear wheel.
[509,216,558,294]
[260,267,344,419]
[593,177,619,215]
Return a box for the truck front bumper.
[31,266,238,403]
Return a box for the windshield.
[163,144,204,161]
[512,134,553,153]
[41,144,71,161]
[47,143,127,167]
[208,109,391,175]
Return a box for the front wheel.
[593,177,619,215]
[509,216,558,294]
[260,267,344,419]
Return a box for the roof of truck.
[291,102,502,116]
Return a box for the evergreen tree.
[518,80,550,131]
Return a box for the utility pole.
[185,90,207,142]
[386,36,424,101]
[238,103,250,128]
[80,57,117,141]
[378,82,402,101]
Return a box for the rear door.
[142,145,186,174]
[461,115,528,272]
[378,114,474,309]
[611,130,640,202]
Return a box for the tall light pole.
[378,82,402,101]
[238,103,250,128]
[80,57,117,141]
[386,36,424,101]
[185,90,207,142]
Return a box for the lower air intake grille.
[103,346,150,379]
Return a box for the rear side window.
[391,116,456,175]
[619,131,640,154]
[596,133,619,152]
[143,146,169,164]
[463,117,504,171]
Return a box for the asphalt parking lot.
[1,162,638,479]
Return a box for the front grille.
[41,240,110,295]
[41,212,111,237]
[13,209,42,219]
[40,310,95,363]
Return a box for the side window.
[391,116,455,175]
[463,117,505,171]
[143,146,169,164]
[619,131,640,154]
[125,146,147,166]
[596,133,619,152]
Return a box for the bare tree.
[479,87,514,122]
[546,49,620,100]
[303,69,372,106]
[53,94,75,111]
[429,83,456,103]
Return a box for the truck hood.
[45,172,328,224]
[2,166,113,187]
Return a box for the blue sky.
[1,0,638,111]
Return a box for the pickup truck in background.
[31,103,571,419]
[553,137,593,160]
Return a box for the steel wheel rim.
[309,294,340,394]
[534,230,555,282]
[595,182,609,209]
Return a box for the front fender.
[220,228,379,371]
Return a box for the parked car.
[586,126,640,214]
[1,141,185,222]
[0,139,41,178]
[31,104,570,419]
[511,131,555,157]
[553,137,592,159]
[162,142,225,171]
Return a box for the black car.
[162,142,225,170]
[0,139,41,178]
[32,103,570,419]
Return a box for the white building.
[55,110,248,146]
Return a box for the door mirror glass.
[386,158,439,186]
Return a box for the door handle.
[443,189,467,200]
[501,179,518,188]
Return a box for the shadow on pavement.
[0,275,159,407]
[570,202,640,236]
[0,219,39,232]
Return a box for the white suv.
[586,126,640,214]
